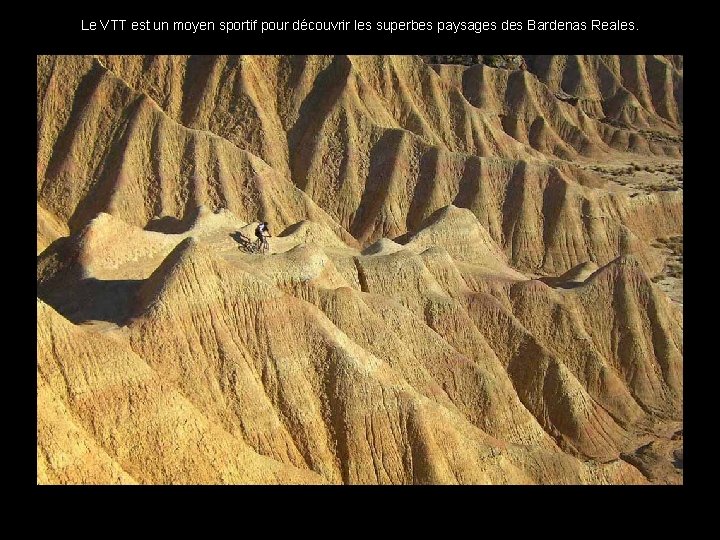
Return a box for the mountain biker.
[255,221,271,252]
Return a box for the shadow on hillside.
[537,277,584,289]
[278,223,305,236]
[230,230,256,247]
[38,277,144,325]
[145,215,188,234]
[38,236,145,324]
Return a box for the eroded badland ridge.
[37,55,683,485]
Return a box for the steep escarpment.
[431,61,681,159]
[37,206,680,484]
[37,54,682,484]
[37,298,325,484]
[37,55,355,247]
[38,55,681,276]
[523,55,683,129]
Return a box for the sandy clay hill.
[37,55,683,485]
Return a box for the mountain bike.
[232,231,270,254]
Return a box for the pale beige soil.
[37,55,683,485]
